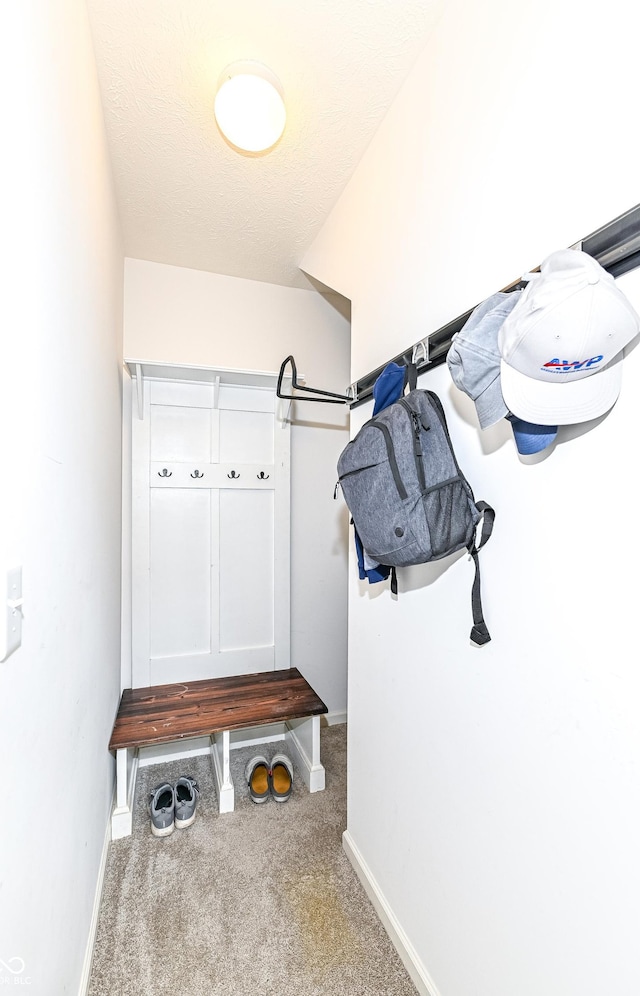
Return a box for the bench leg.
[286,715,325,793]
[210,731,235,813]
[111,747,139,840]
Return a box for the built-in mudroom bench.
[109,667,328,839]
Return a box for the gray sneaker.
[174,776,200,829]
[148,782,175,837]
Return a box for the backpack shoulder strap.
[390,566,398,596]
[468,500,495,646]
[403,362,418,393]
[426,391,495,645]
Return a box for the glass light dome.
[214,62,286,154]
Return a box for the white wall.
[123,259,350,715]
[0,2,123,994]
[303,1,640,993]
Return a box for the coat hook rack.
[412,339,430,366]
[348,202,640,408]
[279,203,640,411]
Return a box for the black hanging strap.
[468,501,495,646]
[403,362,418,393]
[390,566,398,595]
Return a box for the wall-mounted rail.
[276,202,640,409]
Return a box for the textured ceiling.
[87,0,443,290]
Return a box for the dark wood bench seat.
[109,668,328,839]
[109,667,328,751]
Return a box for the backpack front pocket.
[339,461,414,562]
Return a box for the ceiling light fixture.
[214,61,286,155]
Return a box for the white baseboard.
[323,710,347,726]
[138,737,211,766]
[230,723,287,749]
[78,796,112,996]
[132,716,347,772]
[342,830,441,996]
[137,724,289,768]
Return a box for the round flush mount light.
[214,61,286,154]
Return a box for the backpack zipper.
[360,420,408,500]
[339,464,378,481]
[403,395,469,498]
[398,399,427,492]
[334,464,379,498]
[424,390,468,485]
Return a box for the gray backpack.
[336,386,494,645]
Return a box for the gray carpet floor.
[88,725,418,995]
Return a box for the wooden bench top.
[109,667,328,751]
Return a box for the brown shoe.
[269,754,293,802]
[245,755,270,803]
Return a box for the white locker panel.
[130,364,290,689]
[150,381,214,408]
[219,409,274,464]
[149,488,213,659]
[150,405,212,463]
[219,489,274,651]
[218,384,275,413]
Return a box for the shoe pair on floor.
[245,753,294,804]
[148,776,200,837]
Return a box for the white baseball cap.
[498,249,640,424]
[447,291,558,453]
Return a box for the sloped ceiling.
[87,0,443,290]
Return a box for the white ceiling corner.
[86,0,444,290]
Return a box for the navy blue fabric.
[372,362,407,414]
[355,531,390,582]
[355,362,407,584]
[506,413,558,454]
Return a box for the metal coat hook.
[191,470,204,479]
[158,468,172,477]
[257,471,269,480]
[228,470,240,479]
[411,339,430,367]
[276,355,351,405]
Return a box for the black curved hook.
[158,468,172,477]
[227,470,240,479]
[276,355,351,404]
[191,470,204,479]
[257,471,269,480]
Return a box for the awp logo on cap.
[542,355,604,374]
